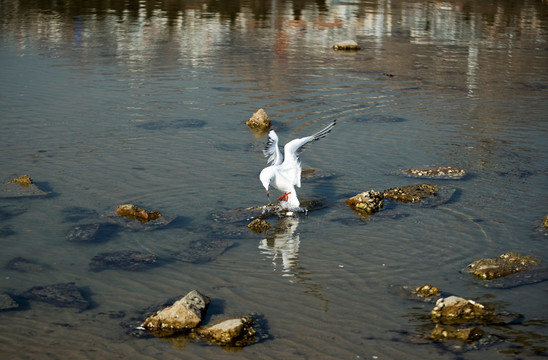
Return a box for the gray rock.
[89,250,157,272]
[142,290,210,335]
[21,282,89,310]
[0,293,19,311]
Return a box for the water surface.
[1,0,547,359]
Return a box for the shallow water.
[1,0,547,358]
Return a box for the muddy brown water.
[1,1,547,359]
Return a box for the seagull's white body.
[259,121,336,209]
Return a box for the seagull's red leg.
[278,192,291,202]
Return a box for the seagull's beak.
[266,190,269,198]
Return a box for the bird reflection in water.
[258,216,300,277]
[258,215,329,311]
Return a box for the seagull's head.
[259,168,273,198]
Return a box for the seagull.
[259,121,336,209]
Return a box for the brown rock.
[9,174,33,186]
[383,184,438,203]
[142,290,210,335]
[116,204,162,223]
[245,108,271,130]
[543,215,548,231]
[346,190,383,215]
[247,218,271,233]
[196,316,256,346]
[415,284,441,297]
[430,324,484,343]
[431,296,488,324]
[468,252,541,280]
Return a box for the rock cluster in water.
[403,166,466,179]
[141,290,256,347]
[468,252,541,280]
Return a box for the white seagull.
[259,121,336,209]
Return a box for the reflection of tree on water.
[259,216,329,311]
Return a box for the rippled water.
[1,0,547,359]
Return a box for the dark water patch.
[351,114,407,123]
[61,206,100,223]
[0,225,16,238]
[0,203,27,221]
[136,119,207,130]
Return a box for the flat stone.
[383,184,438,203]
[333,40,360,50]
[468,252,541,280]
[402,166,466,179]
[196,316,256,347]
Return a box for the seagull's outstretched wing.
[282,120,336,187]
[283,120,336,164]
[263,130,283,166]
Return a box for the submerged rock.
[468,252,541,280]
[196,316,256,347]
[116,204,162,223]
[21,282,89,310]
[5,257,51,273]
[89,250,157,272]
[431,296,489,325]
[346,190,383,215]
[430,324,484,343]
[245,108,271,133]
[66,223,117,243]
[333,40,360,50]
[142,290,210,336]
[402,166,466,179]
[172,239,234,264]
[383,184,438,203]
[0,293,19,311]
[247,218,271,233]
[103,205,175,231]
[0,175,48,198]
